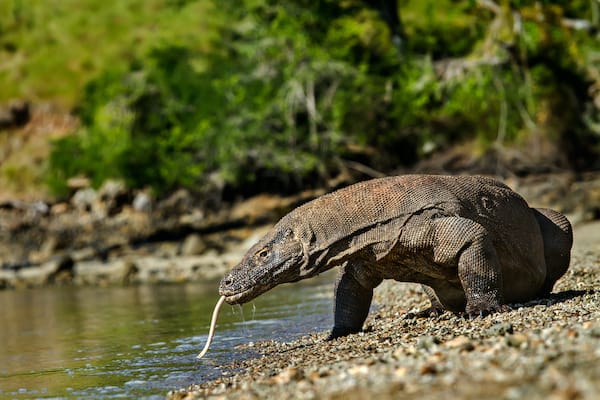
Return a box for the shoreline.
[169,221,600,399]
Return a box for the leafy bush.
[48,1,410,195]
[47,0,600,197]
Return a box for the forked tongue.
[197,295,226,359]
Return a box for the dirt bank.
[1,172,598,291]
[0,182,325,289]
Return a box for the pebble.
[444,336,475,351]
[416,335,440,350]
[271,367,303,384]
[485,322,514,337]
[505,333,528,348]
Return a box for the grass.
[0,0,218,107]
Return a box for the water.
[0,277,334,399]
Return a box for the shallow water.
[0,277,333,399]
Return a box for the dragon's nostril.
[223,278,232,286]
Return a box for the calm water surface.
[0,277,333,399]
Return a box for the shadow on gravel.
[405,289,593,322]
[514,289,592,309]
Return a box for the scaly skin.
[219,175,573,339]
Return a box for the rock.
[69,181,129,218]
[74,259,137,286]
[31,201,49,215]
[394,366,408,378]
[15,256,73,287]
[444,336,475,351]
[132,253,232,284]
[155,242,179,258]
[67,176,91,191]
[419,363,438,375]
[160,189,193,215]
[416,335,440,350]
[98,179,127,201]
[178,209,205,226]
[48,257,74,284]
[0,269,17,289]
[587,324,600,338]
[132,191,152,212]
[50,202,70,215]
[392,346,407,360]
[505,333,528,348]
[71,187,97,212]
[180,234,207,256]
[70,247,97,262]
[98,179,129,215]
[28,236,59,264]
[271,367,303,384]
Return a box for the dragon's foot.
[404,306,445,320]
[326,326,361,341]
[462,303,511,319]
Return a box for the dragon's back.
[279,175,544,278]
[282,175,522,242]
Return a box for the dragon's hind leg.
[404,285,449,319]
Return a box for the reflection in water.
[0,277,333,399]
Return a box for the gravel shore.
[170,221,600,400]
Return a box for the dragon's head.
[219,226,307,304]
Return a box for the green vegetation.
[0,0,216,105]
[2,0,600,198]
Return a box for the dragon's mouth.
[221,283,273,305]
[223,289,252,305]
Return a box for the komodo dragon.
[198,175,572,357]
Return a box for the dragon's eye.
[256,247,270,259]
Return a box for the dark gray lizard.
[218,175,573,340]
